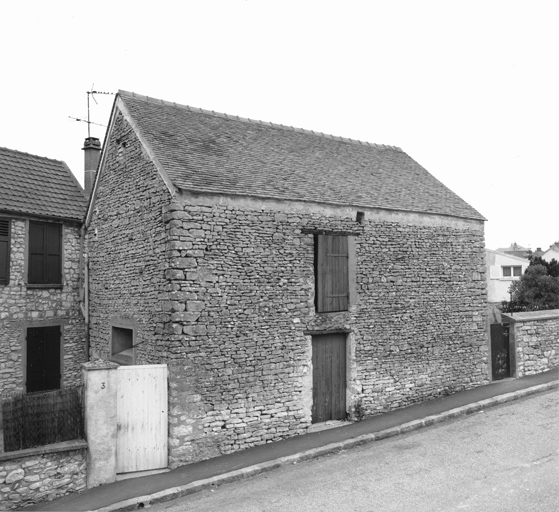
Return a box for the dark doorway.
[312,333,347,423]
[490,323,510,381]
[26,326,61,392]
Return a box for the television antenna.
[69,85,113,137]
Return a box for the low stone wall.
[0,440,87,511]
[503,309,559,377]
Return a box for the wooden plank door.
[490,323,510,381]
[312,333,347,423]
[116,364,168,474]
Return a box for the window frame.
[502,265,522,278]
[27,220,63,287]
[0,217,10,285]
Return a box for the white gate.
[116,364,168,474]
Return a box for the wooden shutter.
[29,222,45,284]
[28,222,62,285]
[317,235,349,313]
[26,326,61,392]
[45,224,62,284]
[0,219,9,285]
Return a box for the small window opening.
[111,326,135,365]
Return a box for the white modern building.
[486,249,530,303]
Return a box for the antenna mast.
[69,85,113,136]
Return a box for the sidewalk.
[25,368,558,512]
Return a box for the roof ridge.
[118,90,403,152]
[0,145,66,165]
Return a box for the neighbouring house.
[485,249,529,305]
[0,147,88,397]
[86,90,488,470]
[531,247,545,259]
[541,242,559,263]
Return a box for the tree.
[504,263,559,312]
[529,256,559,278]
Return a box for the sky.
[1,0,557,251]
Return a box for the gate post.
[82,361,119,488]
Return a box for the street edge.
[92,380,558,512]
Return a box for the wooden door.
[26,326,61,393]
[312,333,347,423]
[490,323,510,380]
[116,364,168,474]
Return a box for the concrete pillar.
[82,361,119,488]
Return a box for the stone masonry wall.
[0,445,86,510]
[87,110,172,363]
[0,219,86,396]
[87,110,488,470]
[506,311,559,376]
[161,198,488,466]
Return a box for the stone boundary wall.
[0,218,86,395]
[0,440,87,510]
[503,309,559,376]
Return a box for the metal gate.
[116,364,168,474]
[490,323,510,381]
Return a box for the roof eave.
[0,209,84,224]
[175,185,487,223]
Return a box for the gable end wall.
[87,110,172,365]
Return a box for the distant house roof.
[496,242,529,253]
[0,146,87,222]
[113,90,485,222]
[485,248,530,264]
[495,242,532,259]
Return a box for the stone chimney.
[83,137,101,198]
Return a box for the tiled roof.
[0,147,87,222]
[118,91,485,221]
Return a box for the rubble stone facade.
[0,218,86,396]
[88,112,489,468]
[0,443,86,510]
[504,310,559,376]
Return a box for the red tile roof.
[0,146,87,222]
[118,91,485,221]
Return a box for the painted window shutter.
[45,223,62,284]
[489,265,500,279]
[28,222,62,285]
[317,235,349,313]
[26,326,61,392]
[0,219,9,284]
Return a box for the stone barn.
[86,90,488,468]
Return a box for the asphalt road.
[149,390,559,512]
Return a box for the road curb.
[93,380,558,512]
